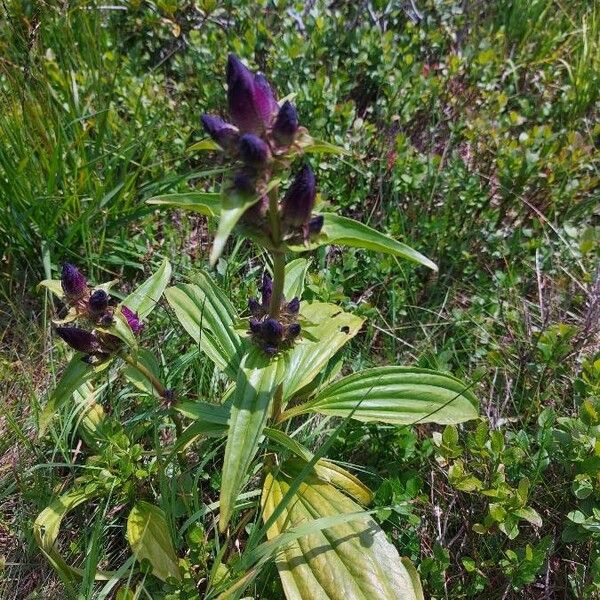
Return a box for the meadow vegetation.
[1,1,599,598]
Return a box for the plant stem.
[122,353,167,397]
[269,250,286,318]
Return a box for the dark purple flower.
[249,317,262,334]
[56,326,101,354]
[263,345,278,356]
[89,289,109,315]
[281,164,316,227]
[273,101,298,146]
[286,297,300,314]
[201,114,239,151]
[248,298,261,315]
[261,273,272,308]
[233,171,256,195]
[308,214,324,236]
[238,133,270,166]
[122,306,143,334]
[253,72,278,125]
[262,318,284,344]
[226,54,277,132]
[287,323,301,338]
[61,263,87,299]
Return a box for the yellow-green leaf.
[126,501,181,582]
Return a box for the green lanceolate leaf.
[284,366,478,425]
[210,185,259,266]
[261,460,423,600]
[122,258,172,319]
[283,302,364,401]
[288,214,437,271]
[176,400,231,425]
[187,138,222,152]
[38,278,65,299]
[39,356,110,436]
[165,272,243,378]
[98,308,138,350]
[126,501,181,582]
[34,485,113,588]
[123,349,162,397]
[219,348,285,532]
[146,192,221,217]
[284,258,310,300]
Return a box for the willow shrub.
[37,55,479,599]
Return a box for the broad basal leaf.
[286,366,478,425]
[261,460,422,600]
[165,272,243,378]
[122,258,172,319]
[146,192,221,217]
[124,349,162,397]
[126,501,181,582]
[284,258,309,300]
[288,214,437,271]
[283,302,363,401]
[219,348,285,532]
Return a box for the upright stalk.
[267,184,286,318]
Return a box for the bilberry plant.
[37,56,479,599]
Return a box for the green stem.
[123,353,167,397]
[269,251,286,318]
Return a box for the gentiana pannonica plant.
[37,55,479,599]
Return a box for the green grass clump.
[1,1,599,599]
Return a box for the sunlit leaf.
[285,366,478,425]
[187,138,222,152]
[165,271,243,378]
[219,348,285,532]
[124,349,162,396]
[122,258,172,319]
[288,214,437,271]
[126,501,181,582]
[210,186,259,266]
[284,258,309,300]
[38,279,65,299]
[283,303,364,401]
[261,460,423,600]
[146,192,221,216]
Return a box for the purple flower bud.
[238,133,270,166]
[264,345,278,356]
[253,73,278,126]
[89,289,109,315]
[61,263,87,299]
[261,273,272,308]
[287,323,301,338]
[262,318,284,344]
[122,306,143,334]
[248,298,261,315]
[281,165,316,227]
[226,54,263,133]
[308,214,324,235]
[249,317,262,334]
[56,326,101,354]
[201,114,239,151]
[233,171,256,195]
[273,101,298,145]
[286,297,300,314]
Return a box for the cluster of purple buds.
[56,263,143,362]
[247,274,301,355]
[201,54,324,242]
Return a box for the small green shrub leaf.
[287,366,478,424]
[261,461,423,599]
[126,501,181,582]
[219,348,285,532]
[146,192,221,216]
[288,214,437,271]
